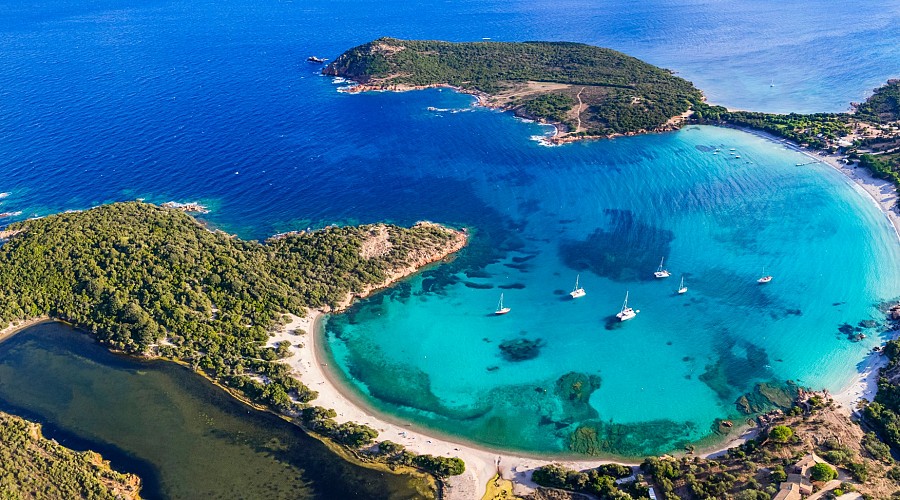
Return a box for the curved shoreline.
[729,126,900,418]
[278,307,764,499]
[276,126,900,498]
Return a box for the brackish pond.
[0,322,432,499]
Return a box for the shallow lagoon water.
[0,323,432,499]
[1,0,900,461]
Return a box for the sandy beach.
[267,311,633,498]
[0,316,50,344]
[830,348,887,417]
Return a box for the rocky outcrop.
[331,222,467,311]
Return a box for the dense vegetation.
[531,463,641,499]
[858,153,900,186]
[0,411,140,499]
[693,103,851,150]
[0,202,465,477]
[520,93,576,125]
[864,339,900,453]
[325,38,704,136]
[854,79,900,123]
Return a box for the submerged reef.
[499,338,545,362]
[559,209,674,282]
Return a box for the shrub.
[888,465,900,483]
[769,465,787,483]
[809,462,836,482]
[412,454,465,477]
[769,425,794,443]
[862,432,893,463]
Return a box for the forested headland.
[0,202,467,479]
[324,37,704,141]
[0,410,142,499]
[325,39,900,185]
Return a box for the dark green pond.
[0,322,432,499]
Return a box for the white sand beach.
[267,311,631,498]
[831,348,887,417]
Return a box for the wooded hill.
[324,37,704,137]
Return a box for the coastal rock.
[554,372,602,422]
[735,381,800,415]
[161,201,209,214]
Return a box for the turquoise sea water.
[323,120,900,456]
[1,0,900,459]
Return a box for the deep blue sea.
[2,0,900,457]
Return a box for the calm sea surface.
[0,323,432,499]
[1,0,900,461]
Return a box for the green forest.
[0,202,466,477]
[864,339,900,455]
[324,37,704,135]
[0,411,141,499]
[853,79,900,123]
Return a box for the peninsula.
[324,37,704,143]
[0,202,468,493]
[325,39,900,189]
[0,410,141,499]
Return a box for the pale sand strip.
[268,311,622,498]
[0,316,50,343]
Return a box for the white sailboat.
[569,274,586,299]
[677,275,688,294]
[616,291,638,321]
[495,293,511,315]
[757,268,773,284]
[654,257,671,278]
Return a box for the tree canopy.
[0,411,140,499]
[325,38,703,136]
[0,202,466,474]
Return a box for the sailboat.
[654,257,671,278]
[757,268,773,284]
[616,291,638,321]
[569,274,586,299]
[495,293,511,315]
[677,275,688,294]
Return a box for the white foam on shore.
[529,135,557,147]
